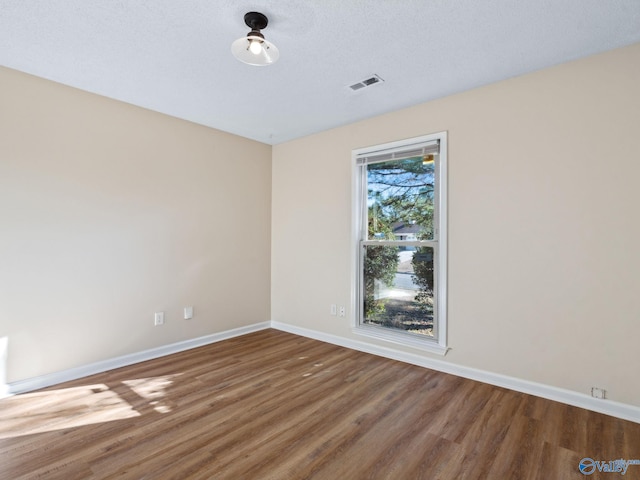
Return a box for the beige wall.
[0,67,272,383]
[272,43,640,407]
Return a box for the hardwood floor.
[1,329,638,479]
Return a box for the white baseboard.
[271,321,640,424]
[5,322,270,396]
[6,320,639,424]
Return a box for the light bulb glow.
[231,33,279,66]
[249,39,263,55]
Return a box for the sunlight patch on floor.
[122,375,179,413]
[0,384,139,439]
[0,374,181,439]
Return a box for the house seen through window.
[354,133,448,354]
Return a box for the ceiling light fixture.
[231,12,279,66]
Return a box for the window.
[353,132,447,354]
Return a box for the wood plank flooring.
[1,329,638,479]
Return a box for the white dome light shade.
[231,35,279,66]
[231,12,279,67]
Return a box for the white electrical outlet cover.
[154,312,165,325]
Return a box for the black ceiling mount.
[244,12,268,31]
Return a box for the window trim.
[351,132,448,355]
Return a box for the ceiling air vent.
[348,74,384,92]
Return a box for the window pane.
[362,245,434,337]
[367,156,435,241]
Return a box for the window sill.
[353,324,449,356]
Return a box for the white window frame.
[351,132,448,355]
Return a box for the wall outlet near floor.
[591,387,606,399]
[154,312,165,326]
[339,306,346,317]
[184,306,194,320]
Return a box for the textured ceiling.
[2,1,640,144]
